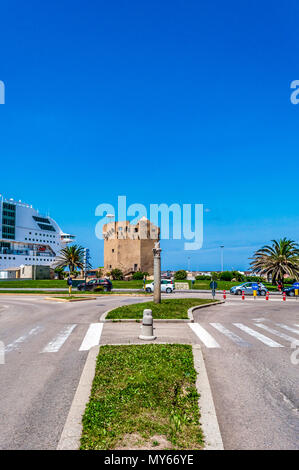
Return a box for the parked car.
[230,282,267,296]
[77,278,113,292]
[146,280,175,293]
[283,285,299,297]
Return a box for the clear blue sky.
[0,0,299,270]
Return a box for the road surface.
[0,293,298,449]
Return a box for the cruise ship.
[0,197,75,269]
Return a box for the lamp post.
[220,245,224,272]
[153,241,162,304]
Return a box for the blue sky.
[0,0,299,270]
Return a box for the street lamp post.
[220,245,224,272]
[153,241,162,304]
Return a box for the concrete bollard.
[139,309,156,340]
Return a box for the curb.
[45,296,96,302]
[100,300,223,323]
[57,345,100,450]
[192,345,224,450]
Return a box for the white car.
[146,280,175,293]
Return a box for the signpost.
[252,283,259,299]
[210,281,218,299]
[293,282,299,299]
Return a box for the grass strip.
[80,344,203,450]
[106,298,216,320]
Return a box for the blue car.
[283,285,299,297]
[230,282,267,296]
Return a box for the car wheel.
[104,287,108,292]
[260,290,266,296]
[166,288,172,293]
[236,290,242,295]
[146,288,151,293]
[289,291,295,297]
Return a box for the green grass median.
[106,298,217,320]
[80,344,204,450]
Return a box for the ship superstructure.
[0,197,75,269]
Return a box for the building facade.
[0,197,75,270]
[103,217,159,275]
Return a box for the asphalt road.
[0,293,298,450]
[0,294,148,450]
[191,298,299,450]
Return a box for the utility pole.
[220,245,224,272]
[153,241,162,304]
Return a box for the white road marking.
[233,323,283,347]
[188,324,220,348]
[79,323,103,351]
[254,323,298,344]
[42,324,77,353]
[5,326,44,353]
[275,323,299,336]
[252,318,267,322]
[210,323,251,347]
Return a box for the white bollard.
[139,309,156,340]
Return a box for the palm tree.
[250,238,299,284]
[55,244,85,273]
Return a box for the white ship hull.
[0,197,74,270]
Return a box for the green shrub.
[211,272,221,280]
[111,268,124,280]
[220,271,234,281]
[174,270,187,280]
[232,271,245,282]
[195,275,211,280]
[132,271,146,280]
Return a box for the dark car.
[77,278,113,292]
[283,285,299,297]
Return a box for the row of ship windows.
[24,258,52,262]
[28,232,57,238]
[25,238,56,244]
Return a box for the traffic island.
[80,344,204,450]
[45,296,96,302]
[102,298,220,322]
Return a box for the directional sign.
[293,282,299,289]
[210,281,218,289]
[251,283,259,290]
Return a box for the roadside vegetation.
[106,298,216,319]
[80,344,204,450]
[250,238,299,283]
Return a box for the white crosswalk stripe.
[254,323,298,344]
[5,326,44,353]
[42,324,77,353]
[79,323,103,351]
[210,323,251,347]
[275,323,299,335]
[188,323,220,348]
[233,323,283,347]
